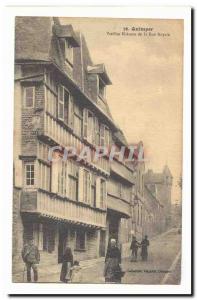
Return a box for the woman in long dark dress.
[60,247,73,283]
[141,235,150,261]
[104,239,122,283]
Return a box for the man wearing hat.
[22,238,40,282]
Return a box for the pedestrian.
[141,235,150,261]
[60,247,73,283]
[104,238,123,283]
[70,260,83,283]
[130,236,139,261]
[21,238,40,282]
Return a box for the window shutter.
[94,116,99,145]
[83,108,88,139]
[78,167,84,202]
[58,85,64,121]
[24,86,34,108]
[63,161,68,197]
[88,172,91,204]
[51,161,59,193]
[68,95,74,128]
[87,112,94,144]
[95,177,101,208]
[100,124,105,146]
[14,159,22,188]
[65,161,70,198]
[104,180,107,209]
[104,126,110,147]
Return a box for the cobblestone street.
[39,228,181,284]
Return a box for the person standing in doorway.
[141,235,150,261]
[60,247,73,283]
[21,238,40,282]
[130,236,140,261]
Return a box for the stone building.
[13,16,135,281]
[144,165,173,231]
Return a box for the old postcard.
[9,7,191,295]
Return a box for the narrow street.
[39,228,181,284]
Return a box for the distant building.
[144,166,173,231]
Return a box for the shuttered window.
[98,78,106,99]
[100,179,107,209]
[83,108,88,139]
[68,161,78,201]
[100,124,105,146]
[65,40,73,65]
[38,162,51,191]
[73,104,83,137]
[91,174,96,207]
[58,85,64,121]
[83,169,91,204]
[94,117,100,145]
[58,85,70,124]
[24,86,35,108]
[100,124,110,147]
[57,161,67,196]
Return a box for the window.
[73,104,83,137]
[68,161,78,201]
[24,86,34,108]
[45,72,57,93]
[64,89,70,124]
[98,78,105,99]
[58,161,67,196]
[87,111,94,143]
[83,109,95,144]
[94,117,100,146]
[100,179,106,209]
[100,124,110,147]
[91,174,96,207]
[25,162,35,186]
[65,40,73,65]
[76,230,86,250]
[58,85,70,124]
[39,162,51,191]
[83,109,105,146]
[83,169,91,204]
[104,126,110,147]
[46,88,57,117]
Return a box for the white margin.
[0,5,191,296]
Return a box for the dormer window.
[98,77,106,100]
[65,39,73,66]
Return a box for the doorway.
[58,225,68,263]
[99,230,106,257]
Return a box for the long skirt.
[104,258,122,283]
[60,261,72,282]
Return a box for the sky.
[61,17,183,203]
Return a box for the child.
[71,260,83,283]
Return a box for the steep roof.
[15,17,53,62]
[15,17,114,122]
